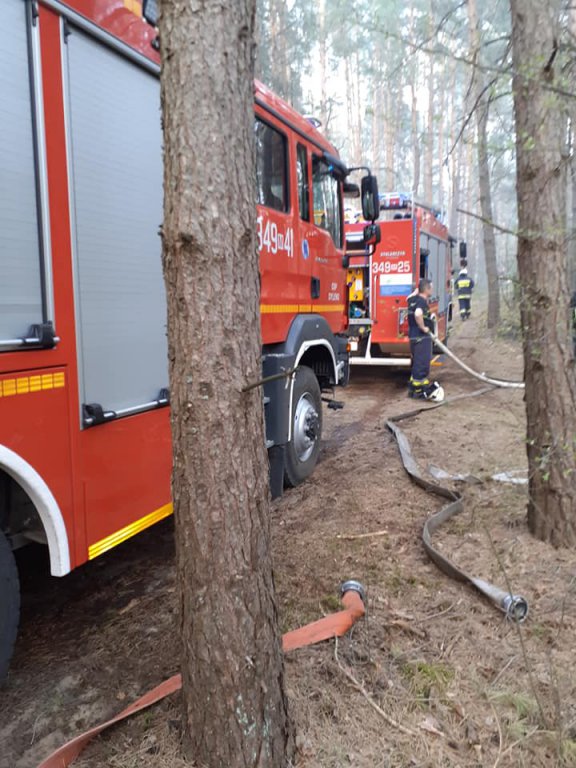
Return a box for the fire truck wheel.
[285,366,323,487]
[0,529,19,685]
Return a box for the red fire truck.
[345,193,454,366]
[0,0,378,679]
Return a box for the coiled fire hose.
[386,390,529,625]
[37,581,366,768]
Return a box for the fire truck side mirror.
[142,0,159,26]
[361,174,379,222]
[343,181,360,198]
[363,223,381,248]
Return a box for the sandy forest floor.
[2,311,576,768]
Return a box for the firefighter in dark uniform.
[455,268,474,320]
[407,278,442,400]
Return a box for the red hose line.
[37,585,365,768]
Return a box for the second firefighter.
[407,278,443,401]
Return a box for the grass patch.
[401,660,454,700]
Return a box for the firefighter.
[455,267,474,320]
[407,278,443,400]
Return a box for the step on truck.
[345,193,454,366]
[0,0,379,681]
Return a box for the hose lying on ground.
[38,339,525,767]
[37,581,366,768]
[386,389,528,625]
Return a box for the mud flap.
[268,445,285,500]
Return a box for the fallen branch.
[334,638,417,738]
[335,530,388,541]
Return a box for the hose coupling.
[340,580,366,604]
[501,594,529,623]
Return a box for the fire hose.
[38,338,526,767]
[432,335,525,389]
[37,581,366,768]
[386,389,529,625]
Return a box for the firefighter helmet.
[425,381,445,403]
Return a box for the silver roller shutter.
[0,0,44,341]
[65,27,168,417]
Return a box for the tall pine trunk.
[159,0,294,764]
[510,0,576,546]
[569,6,576,293]
[468,0,500,326]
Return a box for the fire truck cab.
[345,193,454,366]
[0,0,379,680]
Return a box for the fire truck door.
[0,0,47,346]
[370,219,415,345]
[64,26,168,419]
[307,154,345,328]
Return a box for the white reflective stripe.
[294,339,337,375]
[0,445,71,576]
[288,340,338,442]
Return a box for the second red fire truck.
[0,0,379,679]
[345,193,454,366]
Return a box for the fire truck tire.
[0,529,19,685]
[285,366,322,487]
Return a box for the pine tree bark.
[510,0,576,546]
[468,0,500,326]
[423,11,434,203]
[159,1,294,764]
[569,6,576,293]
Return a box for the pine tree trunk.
[437,71,445,212]
[384,87,396,191]
[318,0,328,129]
[159,1,294,764]
[468,0,500,326]
[510,0,576,546]
[411,81,420,195]
[409,6,420,196]
[569,7,576,293]
[424,41,434,202]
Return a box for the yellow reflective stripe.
[312,304,345,313]
[260,304,300,314]
[260,304,345,314]
[88,502,173,560]
[0,372,65,398]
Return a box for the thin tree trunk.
[354,51,363,164]
[384,87,396,190]
[448,61,459,234]
[468,0,500,326]
[437,60,448,215]
[411,81,420,195]
[159,1,294,764]
[409,6,420,196]
[510,0,576,546]
[371,84,381,180]
[464,137,475,274]
[424,39,434,202]
[318,0,328,129]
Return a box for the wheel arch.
[295,340,338,386]
[0,445,71,576]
